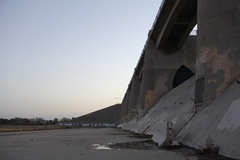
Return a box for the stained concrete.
[197,0,240,108]
[0,128,218,160]
[120,76,196,146]
[177,76,240,159]
[118,0,240,159]
[120,36,196,122]
[120,76,240,159]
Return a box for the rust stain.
[208,79,216,84]
[200,47,240,96]
[144,75,169,110]
[144,90,157,110]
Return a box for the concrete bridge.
[74,1,240,159]
[120,0,198,122]
[150,0,197,50]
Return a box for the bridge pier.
[196,0,240,108]
[120,88,131,122]
[136,37,196,119]
[128,73,141,119]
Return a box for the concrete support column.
[138,40,161,115]
[120,95,127,122]
[197,0,240,107]
[120,88,131,122]
[128,73,140,119]
[138,37,196,119]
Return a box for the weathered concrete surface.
[196,0,240,108]
[118,1,240,159]
[177,76,240,159]
[0,128,206,160]
[120,76,196,146]
[138,37,196,111]
[120,76,240,159]
[120,35,196,122]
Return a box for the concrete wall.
[72,104,121,126]
[139,37,196,111]
[119,0,240,159]
[120,75,240,159]
[120,36,196,122]
[196,0,240,108]
[177,76,240,159]
[120,76,196,145]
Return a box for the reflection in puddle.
[92,144,112,150]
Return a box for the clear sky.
[0,0,162,120]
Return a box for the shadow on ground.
[108,131,236,160]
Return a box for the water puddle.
[92,144,112,150]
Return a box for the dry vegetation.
[0,125,64,132]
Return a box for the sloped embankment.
[119,76,240,159]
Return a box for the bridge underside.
[150,0,197,50]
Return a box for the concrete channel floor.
[0,128,234,160]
